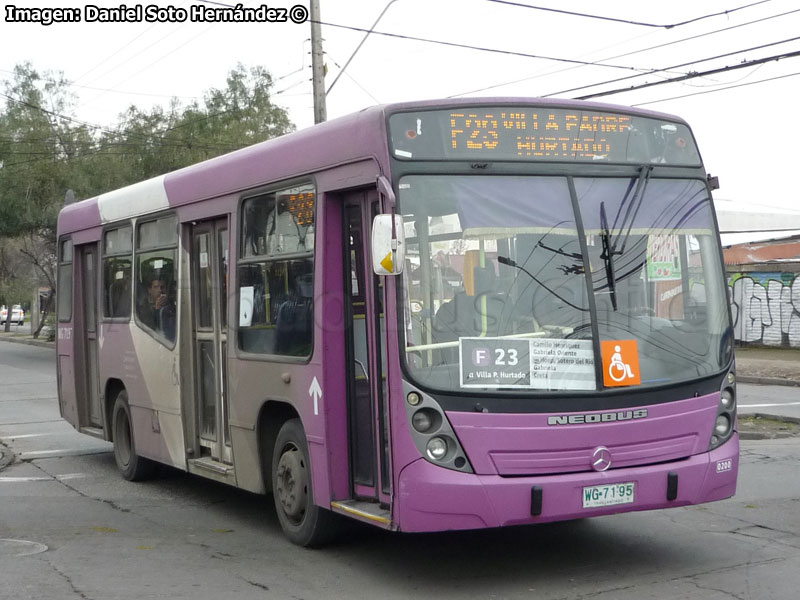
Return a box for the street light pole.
[309,0,327,124]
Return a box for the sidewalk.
[735,346,800,386]
[0,330,55,349]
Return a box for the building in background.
[724,234,800,348]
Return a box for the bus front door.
[191,219,231,464]
[78,244,102,429]
[343,193,391,504]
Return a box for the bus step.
[188,457,236,484]
[330,500,392,528]
[79,426,105,440]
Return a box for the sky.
[2,0,800,240]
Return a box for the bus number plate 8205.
[582,482,635,509]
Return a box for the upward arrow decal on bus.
[309,376,322,415]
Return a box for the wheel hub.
[276,447,307,521]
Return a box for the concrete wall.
[728,268,800,347]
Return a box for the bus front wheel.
[272,419,339,547]
[111,390,157,481]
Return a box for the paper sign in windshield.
[459,337,595,390]
[460,338,531,388]
[647,234,681,281]
[530,338,595,390]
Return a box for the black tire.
[111,390,157,481]
[272,419,339,547]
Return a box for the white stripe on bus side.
[97,175,169,224]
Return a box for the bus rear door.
[191,218,232,465]
[77,243,102,431]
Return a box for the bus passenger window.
[135,215,178,344]
[58,238,73,322]
[238,184,315,357]
[103,226,132,319]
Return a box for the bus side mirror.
[372,214,405,275]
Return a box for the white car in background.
[0,305,25,325]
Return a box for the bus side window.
[238,184,315,357]
[58,238,73,322]
[135,215,178,344]
[103,226,132,320]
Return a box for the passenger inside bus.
[160,281,178,342]
[137,273,175,340]
[274,272,313,355]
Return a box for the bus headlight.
[709,372,736,451]
[412,410,433,432]
[721,388,735,410]
[411,408,441,433]
[403,384,473,473]
[715,413,732,437]
[426,437,448,461]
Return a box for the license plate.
[582,482,635,508]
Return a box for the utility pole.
[309,0,327,124]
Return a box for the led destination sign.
[389,106,701,165]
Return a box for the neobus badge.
[548,409,648,426]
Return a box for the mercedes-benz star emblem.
[592,446,612,472]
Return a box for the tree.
[0,62,294,337]
[0,63,84,238]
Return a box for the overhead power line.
[546,36,800,98]
[485,0,774,29]
[314,19,652,72]
[575,48,800,100]
[326,0,399,96]
[631,69,800,106]
[448,7,800,97]
[326,55,381,104]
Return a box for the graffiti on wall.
[729,272,800,346]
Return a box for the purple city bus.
[56,98,738,546]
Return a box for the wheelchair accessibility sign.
[601,340,641,387]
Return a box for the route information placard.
[460,337,595,390]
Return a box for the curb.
[746,412,800,425]
[739,412,800,440]
[737,375,800,387]
[0,336,55,350]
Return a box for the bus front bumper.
[395,434,738,533]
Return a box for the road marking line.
[0,433,55,440]
[739,402,800,408]
[18,448,111,459]
[0,474,87,483]
[18,449,72,457]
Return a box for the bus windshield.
[400,174,732,394]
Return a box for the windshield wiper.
[599,201,618,311]
[599,165,653,311]
[613,164,653,256]
[498,255,588,312]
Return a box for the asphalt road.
[2,342,799,599]
[738,383,800,420]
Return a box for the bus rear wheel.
[111,390,157,481]
[272,419,339,547]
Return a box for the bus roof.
[57,97,688,236]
